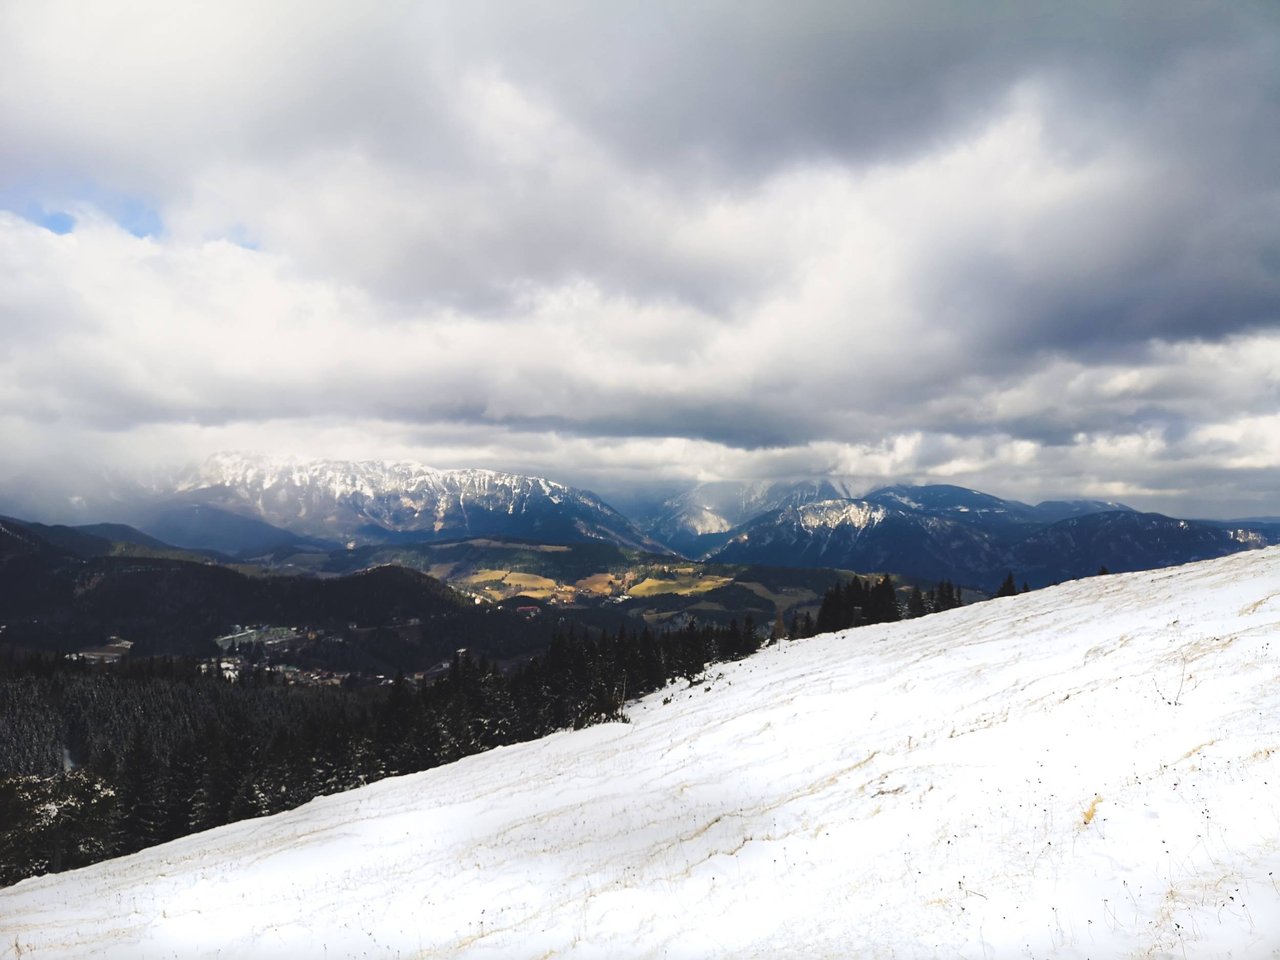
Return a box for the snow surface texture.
[6,549,1280,959]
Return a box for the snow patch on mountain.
[185,452,570,506]
[790,498,887,533]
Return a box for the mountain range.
[3,454,1277,591]
[712,485,1279,588]
[167,453,669,552]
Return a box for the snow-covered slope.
[7,549,1280,958]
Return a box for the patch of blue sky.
[220,222,259,250]
[36,209,77,234]
[95,192,164,238]
[0,182,164,238]
[0,193,76,234]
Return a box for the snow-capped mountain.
[162,453,668,552]
[7,547,1280,958]
[865,482,1032,517]
[711,497,1009,583]
[643,480,1138,560]
[708,484,1277,589]
[641,478,863,557]
[865,483,1136,537]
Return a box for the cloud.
[0,2,1278,518]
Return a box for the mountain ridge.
[168,453,669,554]
[710,487,1278,589]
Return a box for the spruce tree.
[868,576,901,623]
[771,612,787,642]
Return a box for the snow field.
[4,548,1280,958]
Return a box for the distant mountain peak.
[639,477,866,558]
[166,453,665,553]
[865,483,1026,514]
[188,452,570,498]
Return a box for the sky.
[2,1,1279,518]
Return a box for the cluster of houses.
[66,621,468,691]
[72,636,134,664]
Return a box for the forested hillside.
[1,615,769,886]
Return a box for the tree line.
[810,574,967,635]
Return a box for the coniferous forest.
[0,617,766,886]
[812,574,964,634]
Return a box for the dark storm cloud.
[374,386,822,450]
[918,165,1280,364]
[439,0,1280,358]
[457,0,1274,174]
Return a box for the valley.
[0,515,856,667]
[296,537,855,630]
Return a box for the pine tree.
[188,724,234,833]
[771,611,787,643]
[740,614,761,658]
[996,572,1018,598]
[116,734,169,854]
[868,576,901,623]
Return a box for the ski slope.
[5,548,1280,958]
